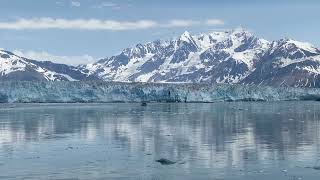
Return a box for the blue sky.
[0,0,319,65]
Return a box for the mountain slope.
[82,29,320,87]
[82,29,269,83]
[0,50,97,81]
[242,39,320,87]
[1,29,320,87]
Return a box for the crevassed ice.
[0,81,320,103]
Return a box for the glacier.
[1,81,320,103]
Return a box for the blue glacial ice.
[0,81,320,103]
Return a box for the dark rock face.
[0,54,10,59]
[171,33,198,64]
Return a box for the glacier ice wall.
[0,81,320,103]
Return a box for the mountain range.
[1,29,320,87]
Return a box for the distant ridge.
[1,29,320,87]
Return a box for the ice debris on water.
[156,158,176,165]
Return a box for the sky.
[0,0,319,65]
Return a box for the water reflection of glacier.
[1,102,320,179]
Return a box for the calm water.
[0,102,320,180]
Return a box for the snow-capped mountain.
[243,38,320,87]
[0,49,97,81]
[83,29,269,83]
[81,29,320,87]
[1,28,320,87]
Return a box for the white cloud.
[112,6,121,10]
[13,50,95,65]
[92,2,123,10]
[166,20,199,27]
[71,1,81,7]
[98,2,117,8]
[55,1,63,6]
[206,19,225,25]
[0,18,225,31]
[0,18,157,30]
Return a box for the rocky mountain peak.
[2,29,320,87]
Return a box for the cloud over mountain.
[0,18,225,31]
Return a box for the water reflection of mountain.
[1,102,320,169]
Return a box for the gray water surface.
[0,102,320,180]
